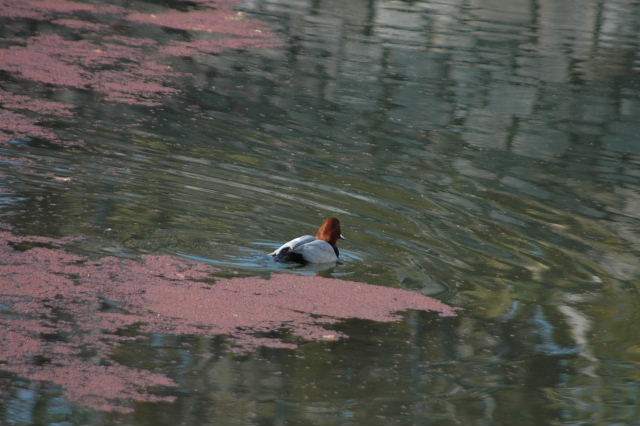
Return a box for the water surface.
[1,0,640,424]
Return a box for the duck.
[271,217,345,264]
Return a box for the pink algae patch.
[0,232,215,413]
[0,109,60,142]
[0,34,180,108]
[146,274,457,343]
[0,0,112,20]
[0,88,80,149]
[0,88,75,117]
[0,0,281,143]
[0,230,457,412]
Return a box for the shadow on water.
[2,0,640,424]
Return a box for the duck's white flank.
[271,218,343,264]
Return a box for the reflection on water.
[1,0,640,424]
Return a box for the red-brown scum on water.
[0,230,456,412]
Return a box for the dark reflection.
[2,0,640,424]
[0,307,585,426]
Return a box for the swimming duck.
[271,217,345,264]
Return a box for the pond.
[1,0,640,424]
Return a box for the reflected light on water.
[1,0,640,424]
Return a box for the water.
[2,0,640,424]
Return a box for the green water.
[2,0,640,424]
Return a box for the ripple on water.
[0,230,456,412]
